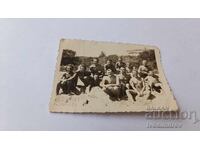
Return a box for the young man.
[116,66,131,98]
[126,70,145,101]
[125,62,131,73]
[144,70,162,96]
[115,57,126,73]
[100,69,120,101]
[138,60,149,78]
[104,59,116,73]
[132,66,137,72]
[56,64,80,95]
[89,58,104,79]
[76,64,92,93]
[89,73,102,91]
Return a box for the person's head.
[92,58,99,65]
[148,70,153,76]
[118,57,122,62]
[132,66,137,71]
[63,65,68,71]
[106,59,112,65]
[78,64,86,72]
[126,62,130,67]
[93,74,98,80]
[120,67,126,74]
[66,64,74,72]
[131,70,137,77]
[142,60,147,65]
[107,69,113,76]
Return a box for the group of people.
[56,57,162,102]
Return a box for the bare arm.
[65,73,77,81]
[116,75,120,86]
[140,79,146,94]
[130,79,140,94]
[100,77,106,87]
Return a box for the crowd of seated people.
[56,57,162,102]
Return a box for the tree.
[62,49,76,57]
[107,55,119,63]
[99,51,106,58]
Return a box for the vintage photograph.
[49,39,178,113]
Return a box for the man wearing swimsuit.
[101,69,120,101]
[126,70,145,101]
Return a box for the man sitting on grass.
[101,69,120,101]
[126,70,145,102]
[56,64,80,95]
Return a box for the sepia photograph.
[1,18,200,131]
[1,1,200,149]
[49,39,178,113]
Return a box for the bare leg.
[112,86,120,100]
[126,89,137,101]
[56,82,61,95]
[103,87,119,101]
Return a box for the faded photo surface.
[49,39,178,113]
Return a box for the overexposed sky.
[75,48,142,57]
[61,39,147,57]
